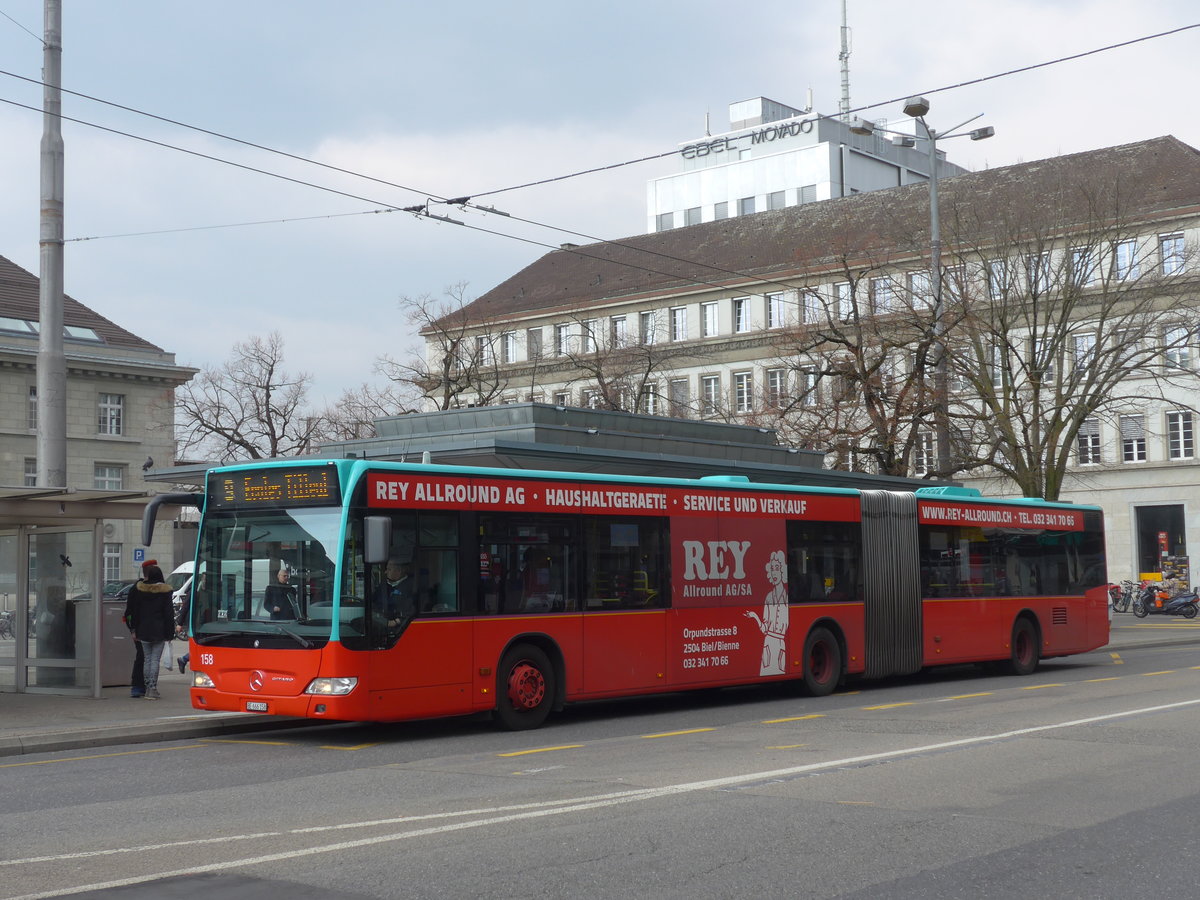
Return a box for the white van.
[167,561,195,614]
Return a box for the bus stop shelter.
[0,487,159,696]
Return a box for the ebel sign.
[680,117,817,160]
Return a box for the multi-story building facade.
[425,136,1200,584]
[0,253,196,692]
[647,97,965,233]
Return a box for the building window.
[766,368,787,407]
[700,375,721,416]
[1120,415,1147,462]
[610,316,627,348]
[640,383,658,416]
[733,372,753,413]
[766,292,787,328]
[1073,332,1097,372]
[834,281,853,320]
[798,366,818,405]
[98,393,124,436]
[908,271,932,306]
[700,302,719,338]
[870,277,897,313]
[526,327,543,360]
[1163,326,1193,369]
[24,458,37,487]
[103,542,122,582]
[582,389,600,409]
[713,201,729,220]
[987,261,1008,300]
[1025,252,1051,294]
[799,184,817,204]
[737,196,755,216]
[582,320,599,354]
[1077,418,1101,465]
[1070,247,1099,287]
[1114,240,1138,280]
[500,332,516,364]
[475,335,493,365]
[767,190,786,210]
[913,431,936,476]
[801,289,821,323]
[684,207,702,226]
[27,385,37,430]
[667,379,689,418]
[1168,411,1195,460]
[732,297,750,333]
[1028,337,1056,384]
[669,306,688,342]
[656,212,674,232]
[1161,233,1185,275]
[553,390,571,407]
[555,324,571,356]
[94,464,124,490]
[639,310,658,345]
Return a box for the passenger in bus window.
[380,558,416,626]
[265,567,297,619]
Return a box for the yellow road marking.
[641,728,715,739]
[763,714,825,724]
[1085,677,1121,682]
[1021,683,1062,690]
[497,745,583,757]
[201,738,294,746]
[320,743,381,751]
[1142,670,1176,677]
[0,744,205,768]
[948,692,993,699]
[863,702,914,710]
[1110,652,1123,665]
[766,744,807,749]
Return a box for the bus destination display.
[209,465,341,510]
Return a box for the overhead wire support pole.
[38,0,66,488]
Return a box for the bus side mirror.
[364,516,392,565]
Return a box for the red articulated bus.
[146,458,1109,730]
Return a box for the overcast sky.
[0,1,1197,403]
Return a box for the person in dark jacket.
[124,563,175,700]
[124,558,157,697]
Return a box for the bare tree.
[763,265,939,476]
[378,283,509,410]
[176,332,324,461]
[317,382,419,442]
[940,184,1200,500]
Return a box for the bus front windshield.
[190,507,342,648]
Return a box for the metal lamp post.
[849,101,994,478]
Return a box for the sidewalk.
[0,619,1193,758]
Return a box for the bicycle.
[1110,580,1137,613]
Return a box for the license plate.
[245,701,268,713]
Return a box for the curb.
[0,713,319,759]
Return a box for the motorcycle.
[1132,582,1199,618]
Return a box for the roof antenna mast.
[838,0,852,122]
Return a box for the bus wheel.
[802,627,841,696]
[495,644,554,731]
[1005,618,1040,676]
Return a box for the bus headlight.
[304,677,358,695]
[192,671,214,688]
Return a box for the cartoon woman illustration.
[745,550,789,675]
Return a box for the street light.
[849,100,994,478]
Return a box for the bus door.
[365,512,472,704]
[580,516,668,695]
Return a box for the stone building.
[424,136,1200,584]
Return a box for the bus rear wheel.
[802,627,841,696]
[1004,618,1040,676]
[495,644,554,731]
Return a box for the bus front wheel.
[802,627,841,696]
[495,644,555,731]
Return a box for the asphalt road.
[3,639,1200,899]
